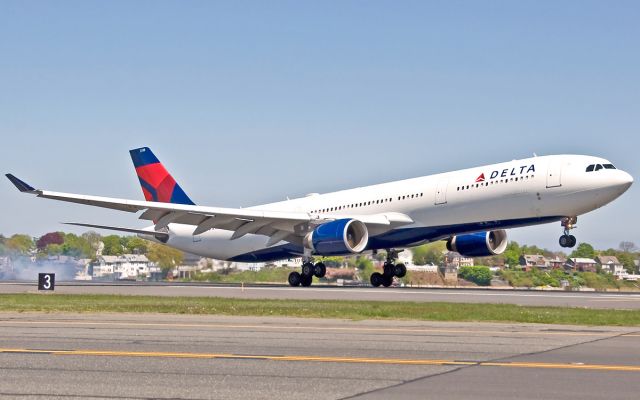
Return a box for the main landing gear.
[370,249,406,288]
[559,216,578,248]
[288,260,326,287]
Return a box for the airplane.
[6,147,633,287]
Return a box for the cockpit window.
[586,165,595,172]
[603,164,616,169]
[595,164,603,171]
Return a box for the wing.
[6,174,413,247]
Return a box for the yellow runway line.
[1,348,640,371]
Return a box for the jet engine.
[304,218,369,256]
[446,230,508,257]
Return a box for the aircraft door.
[546,160,563,188]
[434,178,449,205]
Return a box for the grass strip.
[1,293,639,326]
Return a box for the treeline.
[411,240,640,274]
[0,232,183,272]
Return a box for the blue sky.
[1,1,638,251]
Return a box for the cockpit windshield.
[586,163,616,172]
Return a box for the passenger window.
[595,164,603,171]
[586,165,594,172]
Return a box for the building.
[566,258,597,273]
[547,256,567,269]
[519,255,549,271]
[91,254,158,280]
[596,256,625,277]
[444,252,474,268]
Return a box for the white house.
[596,256,625,277]
[91,254,158,280]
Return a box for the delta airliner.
[6,147,632,287]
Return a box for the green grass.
[2,293,640,326]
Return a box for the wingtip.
[5,174,36,193]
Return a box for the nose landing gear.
[559,217,577,248]
[370,249,407,288]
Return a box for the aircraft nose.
[615,170,633,192]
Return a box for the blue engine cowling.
[446,230,508,257]
[304,218,369,256]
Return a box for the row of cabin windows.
[586,164,616,172]
[311,193,424,214]
[456,175,535,191]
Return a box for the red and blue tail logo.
[129,147,195,205]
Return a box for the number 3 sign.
[38,273,55,291]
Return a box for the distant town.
[1,231,639,290]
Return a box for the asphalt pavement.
[2,281,640,309]
[0,312,639,399]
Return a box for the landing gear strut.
[370,249,406,288]
[559,217,577,248]
[288,259,326,287]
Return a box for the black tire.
[382,275,393,287]
[559,235,570,248]
[568,235,577,248]
[383,262,394,277]
[370,272,383,287]
[301,262,314,277]
[301,274,313,287]
[394,263,407,278]
[314,262,326,278]
[288,271,301,287]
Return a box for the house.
[445,252,474,268]
[566,258,597,273]
[596,256,625,277]
[519,255,549,271]
[547,256,567,269]
[91,254,158,280]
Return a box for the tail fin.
[129,147,195,205]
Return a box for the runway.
[2,281,640,309]
[0,312,639,399]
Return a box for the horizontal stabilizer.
[5,174,36,193]
[64,222,170,240]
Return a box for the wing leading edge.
[5,174,413,247]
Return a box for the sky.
[0,0,638,251]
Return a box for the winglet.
[5,174,37,193]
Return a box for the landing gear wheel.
[568,235,577,247]
[394,263,407,278]
[288,271,301,287]
[301,262,314,277]
[301,274,313,287]
[559,235,570,248]
[382,275,393,287]
[370,272,384,287]
[313,262,326,278]
[383,262,395,277]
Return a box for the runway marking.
[0,319,626,337]
[1,348,639,372]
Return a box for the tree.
[147,242,184,275]
[81,231,102,257]
[412,242,446,265]
[619,241,637,253]
[502,241,521,267]
[102,235,125,255]
[61,233,92,258]
[126,237,149,254]
[36,232,64,251]
[617,252,637,274]
[6,234,34,255]
[458,266,493,286]
[569,243,596,259]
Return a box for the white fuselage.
[155,155,632,262]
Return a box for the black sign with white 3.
[38,273,55,291]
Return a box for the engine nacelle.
[446,230,508,257]
[304,219,369,256]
